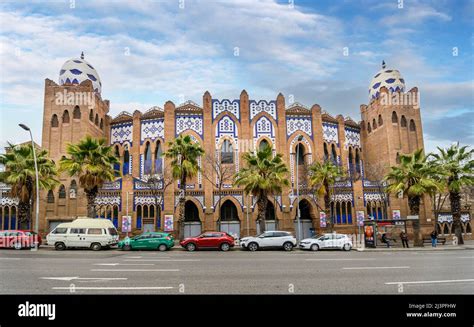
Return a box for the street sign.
[356,211,365,226]
[122,216,132,233]
[392,209,401,220]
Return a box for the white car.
[299,233,352,251]
[240,231,297,251]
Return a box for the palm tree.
[308,160,344,232]
[59,136,119,218]
[234,144,289,233]
[163,135,204,240]
[0,142,58,228]
[430,143,474,244]
[384,149,440,247]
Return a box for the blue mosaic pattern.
[344,127,361,149]
[322,122,338,144]
[249,100,277,121]
[141,119,164,144]
[175,115,203,137]
[286,116,312,138]
[212,99,240,120]
[111,122,133,146]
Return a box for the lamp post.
[295,135,304,241]
[19,124,40,250]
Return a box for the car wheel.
[158,244,168,252]
[283,242,294,251]
[220,243,230,252]
[122,244,131,251]
[310,244,319,251]
[248,242,258,252]
[13,242,22,250]
[343,243,352,251]
[55,242,66,251]
[91,243,102,251]
[186,243,196,252]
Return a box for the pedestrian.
[400,231,409,248]
[381,233,391,248]
[430,230,438,248]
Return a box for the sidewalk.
[355,240,474,252]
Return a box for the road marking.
[343,266,410,270]
[93,263,155,266]
[40,277,127,281]
[0,257,21,260]
[52,286,173,290]
[123,259,200,262]
[385,279,474,285]
[122,256,144,258]
[90,269,179,272]
[306,258,376,261]
[456,257,474,259]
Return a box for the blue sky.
[0,0,473,153]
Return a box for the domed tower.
[360,61,432,227]
[40,53,110,229]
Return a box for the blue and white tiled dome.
[368,61,405,100]
[58,52,101,93]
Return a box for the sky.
[0,0,473,153]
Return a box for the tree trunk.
[408,195,423,247]
[450,191,464,245]
[85,187,98,218]
[324,181,332,232]
[18,200,30,229]
[257,194,268,234]
[178,175,186,240]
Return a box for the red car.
[180,232,235,251]
[0,230,42,249]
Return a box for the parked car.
[299,233,352,251]
[240,231,297,251]
[118,232,174,251]
[180,232,235,251]
[0,230,42,249]
[46,217,119,251]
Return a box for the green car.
[118,232,175,251]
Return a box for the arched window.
[89,110,94,122]
[378,114,383,126]
[295,143,305,165]
[348,147,354,173]
[220,200,238,221]
[123,145,130,175]
[372,118,377,129]
[401,115,407,127]
[331,144,337,164]
[184,201,200,222]
[259,139,270,151]
[392,111,398,124]
[100,118,103,130]
[47,190,55,203]
[136,205,142,229]
[51,114,59,127]
[221,139,234,164]
[298,199,312,219]
[94,114,99,126]
[144,142,152,175]
[114,145,121,176]
[58,185,66,198]
[323,143,329,161]
[73,106,81,119]
[355,149,361,173]
[266,201,276,220]
[70,180,77,198]
[62,110,70,123]
[409,119,416,132]
[154,141,163,173]
[367,122,372,133]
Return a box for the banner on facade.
[356,211,365,226]
[392,209,401,220]
[121,216,132,233]
[164,215,174,232]
[319,212,327,228]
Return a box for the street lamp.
[19,124,40,250]
[295,135,304,241]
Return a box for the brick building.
[1,54,471,239]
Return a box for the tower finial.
[81,51,84,60]
[382,60,386,69]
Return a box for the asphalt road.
[1,247,473,294]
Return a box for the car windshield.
[312,234,324,239]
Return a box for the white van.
[46,217,119,251]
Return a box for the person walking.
[430,230,438,248]
[400,231,409,248]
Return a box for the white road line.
[343,266,410,270]
[385,279,474,285]
[90,269,179,272]
[0,257,21,260]
[40,277,127,281]
[52,286,173,290]
[456,257,474,259]
[306,258,377,261]
[93,263,155,266]
[123,259,200,262]
[122,256,144,258]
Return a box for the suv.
[240,231,297,251]
[299,233,352,251]
[180,232,235,251]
